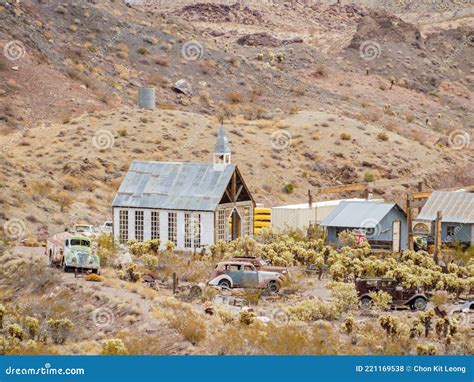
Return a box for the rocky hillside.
[0,0,472,237]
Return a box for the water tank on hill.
[138,87,156,110]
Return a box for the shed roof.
[321,201,403,228]
[112,161,236,211]
[416,191,474,224]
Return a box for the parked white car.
[72,224,98,238]
[100,221,113,234]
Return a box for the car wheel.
[62,261,70,273]
[360,297,372,310]
[267,281,280,294]
[413,297,427,311]
[48,255,54,268]
[218,279,231,289]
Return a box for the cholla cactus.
[239,310,256,325]
[341,315,356,334]
[24,316,39,339]
[8,324,24,340]
[46,318,74,344]
[101,339,128,355]
[0,304,5,329]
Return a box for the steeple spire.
[213,125,232,171]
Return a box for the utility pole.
[434,211,442,265]
[407,195,414,251]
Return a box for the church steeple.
[213,125,232,171]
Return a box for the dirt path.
[7,245,190,353]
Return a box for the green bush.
[101,339,128,355]
[46,318,74,344]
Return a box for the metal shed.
[271,198,384,232]
[416,191,474,245]
[321,201,408,251]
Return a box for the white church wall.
[113,207,214,251]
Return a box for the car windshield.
[76,226,91,232]
[70,239,90,247]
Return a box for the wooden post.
[407,195,414,251]
[173,272,178,294]
[308,190,313,208]
[434,211,442,265]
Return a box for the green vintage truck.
[46,232,100,273]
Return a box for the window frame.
[135,210,144,242]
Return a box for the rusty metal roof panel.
[416,191,474,223]
[112,161,235,211]
[320,201,398,228]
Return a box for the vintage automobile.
[46,232,100,273]
[356,277,430,311]
[100,221,113,234]
[72,224,98,238]
[228,256,290,277]
[208,261,285,293]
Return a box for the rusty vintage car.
[208,261,285,293]
[356,277,430,311]
[228,256,290,277]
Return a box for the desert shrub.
[49,191,73,212]
[0,304,5,329]
[327,281,358,312]
[416,344,437,355]
[84,273,103,282]
[96,234,117,266]
[46,318,74,344]
[118,263,141,283]
[118,128,127,137]
[283,182,294,194]
[340,133,351,140]
[341,315,356,334]
[364,171,376,182]
[239,310,256,325]
[142,254,158,270]
[379,316,409,337]
[377,132,389,141]
[369,290,393,310]
[217,308,235,325]
[7,324,24,340]
[101,339,128,355]
[163,299,206,345]
[24,316,39,339]
[227,92,242,104]
[137,47,149,55]
[337,230,357,248]
[285,299,340,322]
[431,290,448,307]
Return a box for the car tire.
[62,261,70,273]
[48,255,54,268]
[412,297,427,311]
[267,281,280,294]
[218,279,231,289]
[360,296,372,309]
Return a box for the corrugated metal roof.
[112,161,235,211]
[214,126,231,154]
[416,191,474,223]
[320,201,398,228]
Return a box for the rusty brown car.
[356,277,430,311]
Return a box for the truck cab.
[46,232,100,273]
